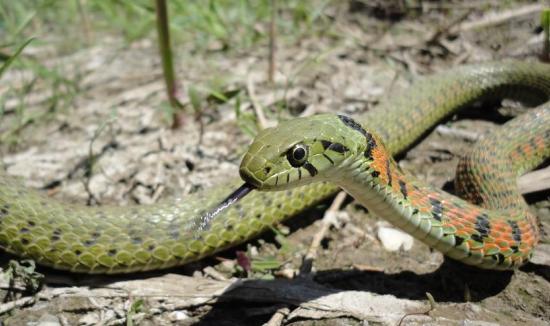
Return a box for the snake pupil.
[294,148,305,160]
[287,144,308,167]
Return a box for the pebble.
[34,314,61,326]
[377,226,414,252]
[168,310,190,322]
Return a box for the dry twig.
[0,296,35,315]
[247,75,273,129]
[459,3,544,31]
[264,307,289,326]
[268,0,277,83]
[301,191,347,274]
[518,166,550,195]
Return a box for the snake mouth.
[239,169,263,189]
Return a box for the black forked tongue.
[195,183,255,231]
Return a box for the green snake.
[0,61,549,273]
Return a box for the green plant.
[154,0,183,128]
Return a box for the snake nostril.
[264,166,272,175]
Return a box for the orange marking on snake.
[370,144,390,184]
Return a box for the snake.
[0,61,549,274]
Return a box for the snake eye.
[287,143,308,167]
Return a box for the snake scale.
[0,61,549,274]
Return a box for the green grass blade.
[0,37,35,78]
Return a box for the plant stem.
[154,0,183,128]
[542,8,549,63]
[268,0,277,83]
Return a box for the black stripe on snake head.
[320,140,349,153]
[337,115,368,137]
[364,133,377,159]
[303,162,318,177]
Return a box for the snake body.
[240,106,549,270]
[1,61,549,273]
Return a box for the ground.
[0,1,549,325]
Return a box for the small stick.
[76,0,93,43]
[435,125,480,142]
[247,75,270,129]
[264,307,290,326]
[268,0,277,83]
[203,266,228,281]
[0,296,35,315]
[541,8,550,62]
[459,4,544,31]
[301,191,347,274]
[518,166,550,194]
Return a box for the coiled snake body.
[1,61,549,273]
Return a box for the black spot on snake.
[385,159,392,187]
[454,236,465,247]
[27,220,35,227]
[21,238,30,245]
[84,239,96,246]
[398,179,408,199]
[337,115,368,137]
[429,197,443,222]
[75,250,82,256]
[474,214,491,238]
[148,244,156,251]
[170,231,180,240]
[51,235,60,241]
[511,245,519,253]
[0,204,9,217]
[364,133,377,159]
[470,234,483,243]
[371,170,380,178]
[497,253,506,265]
[303,162,318,177]
[108,249,118,256]
[508,220,522,243]
[20,228,29,234]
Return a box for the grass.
[1,0,334,52]
[0,0,335,141]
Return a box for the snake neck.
[334,140,538,270]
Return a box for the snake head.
[240,114,367,190]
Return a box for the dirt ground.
[0,2,549,325]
